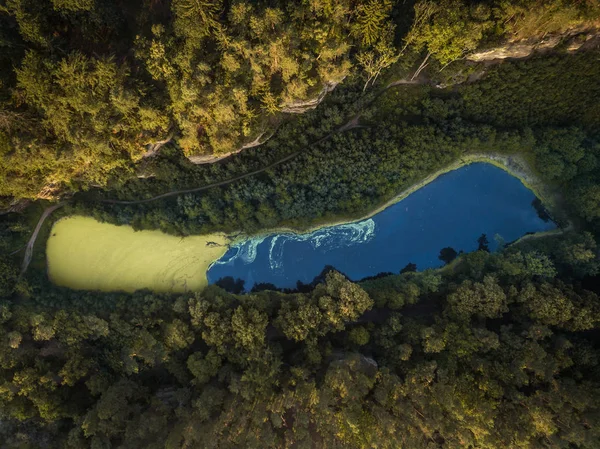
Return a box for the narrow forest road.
[102,118,364,206]
[20,202,66,275]
[17,76,416,274]
[102,71,433,206]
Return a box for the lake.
[207,163,556,290]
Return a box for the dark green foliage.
[459,52,600,129]
[400,262,417,273]
[215,276,246,294]
[438,246,458,264]
[0,257,18,296]
[0,234,599,448]
[1,2,600,447]
[477,233,489,252]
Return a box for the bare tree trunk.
[411,52,431,81]
[363,75,374,92]
[143,132,174,158]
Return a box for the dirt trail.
[21,202,66,275]
[102,63,436,206]
[103,118,364,206]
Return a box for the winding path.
[20,202,66,275]
[102,120,363,206]
[17,76,416,274]
[102,77,423,206]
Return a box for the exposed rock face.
[141,133,174,159]
[187,153,233,164]
[187,81,341,164]
[566,33,600,52]
[279,81,341,114]
[187,131,269,165]
[468,37,558,61]
[181,31,599,166]
[155,80,342,165]
[467,31,598,62]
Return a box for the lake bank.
[232,152,556,244]
[46,157,558,294]
[208,162,556,289]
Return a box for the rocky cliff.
[467,29,599,62]
[279,81,341,114]
[187,81,341,164]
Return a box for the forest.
[1,0,600,207]
[70,49,600,239]
[0,231,599,448]
[1,0,600,448]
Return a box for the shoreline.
[44,153,563,293]
[206,152,563,278]
[508,226,569,247]
[230,152,556,244]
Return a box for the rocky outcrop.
[467,36,560,61]
[187,81,342,164]
[279,80,341,114]
[180,30,599,166]
[187,131,269,165]
[142,133,174,159]
[146,80,342,165]
[135,27,599,169]
[467,30,599,62]
[191,30,598,164]
[187,153,236,165]
[423,30,600,89]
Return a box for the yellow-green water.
[46,216,229,293]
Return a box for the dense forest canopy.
[0,0,599,207]
[1,1,600,448]
[1,236,600,448]
[63,50,598,240]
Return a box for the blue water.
[207,163,556,289]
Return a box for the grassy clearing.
[46,216,229,293]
